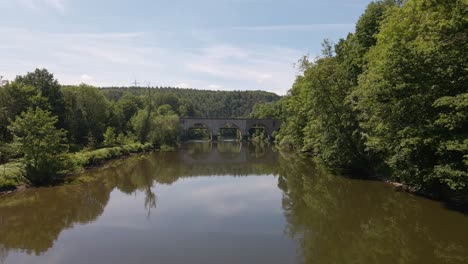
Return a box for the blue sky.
[0,0,372,95]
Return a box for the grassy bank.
[0,162,26,191]
[0,143,153,192]
[71,143,153,168]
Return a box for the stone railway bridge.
[180,118,281,141]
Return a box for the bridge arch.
[247,122,271,139]
[217,122,242,141]
[180,118,281,141]
[185,122,212,140]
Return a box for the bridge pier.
[180,118,280,142]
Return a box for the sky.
[0,0,372,95]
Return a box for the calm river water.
[1,142,468,264]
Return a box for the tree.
[0,141,12,178]
[8,108,69,185]
[278,54,369,169]
[103,127,118,147]
[0,87,11,142]
[131,104,180,147]
[0,76,7,87]
[62,84,110,144]
[14,69,66,128]
[151,105,180,147]
[131,105,154,144]
[114,93,143,133]
[334,0,400,84]
[100,86,280,118]
[250,101,283,120]
[355,0,467,190]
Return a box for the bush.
[278,136,295,150]
[103,127,118,147]
[0,162,26,190]
[8,108,69,185]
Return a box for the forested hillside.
[99,87,280,118]
[0,70,279,188]
[251,0,467,196]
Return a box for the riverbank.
[281,145,468,212]
[0,142,154,195]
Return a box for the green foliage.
[355,0,467,190]
[0,68,279,189]
[62,84,110,144]
[8,108,69,185]
[12,69,65,127]
[86,131,98,150]
[114,93,143,132]
[71,143,153,168]
[255,0,467,194]
[250,130,269,144]
[131,107,153,143]
[103,127,118,147]
[0,69,66,142]
[0,141,12,166]
[101,87,280,118]
[276,53,369,169]
[151,109,180,147]
[249,101,283,120]
[131,104,180,147]
[355,0,399,49]
[0,162,25,190]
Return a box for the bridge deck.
[180,117,281,140]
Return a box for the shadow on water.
[0,142,279,258]
[276,151,468,264]
[330,166,468,215]
[0,142,467,264]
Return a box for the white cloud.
[232,23,355,31]
[208,84,223,90]
[0,27,302,95]
[80,74,93,82]
[18,0,67,13]
[184,45,299,94]
[44,0,66,13]
[175,82,191,88]
[202,45,249,59]
[183,176,279,217]
[256,73,272,84]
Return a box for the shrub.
[8,108,69,185]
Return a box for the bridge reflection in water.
[0,141,279,261]
[180,118,281,141]
[2,142,468,264]
[180,141,276,165]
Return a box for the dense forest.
[251,0,467,197]
[0,71,279,187]
[100,87,279,118]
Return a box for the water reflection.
[0,142,467,264]
[0,142,279,260]
[277,153,468,264]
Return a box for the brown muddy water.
[0,142,467,264]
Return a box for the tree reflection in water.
[144,187,157,219]
[277,152,468,264]
[0,141,277,257]
[0,245,7,264]
[0,143,467,264]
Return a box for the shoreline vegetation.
[2,141,465,214]
[0,1,466,209]
[251,0,467,208]
[0,143,154,194]
[0,68,277,194]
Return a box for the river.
[0,142,467,264]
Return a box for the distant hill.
[100,87,281,118]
